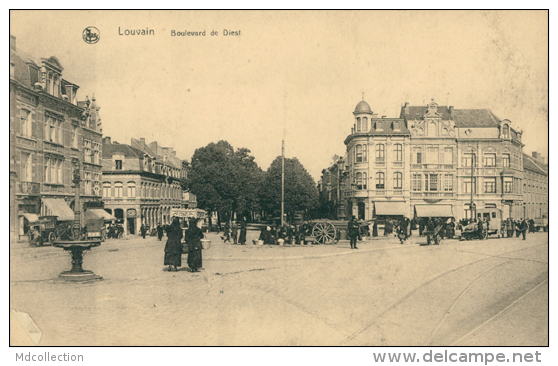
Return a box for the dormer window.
[502,124,510,139]
[362,117,368,132]
[393,121,401,132]
[376,121,383,132]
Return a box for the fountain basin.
[52,240,102,282]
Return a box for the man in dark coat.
[529,219,535,233]
[185,218,204,272]
[156,224,164,241]
[238,220,247,245]
[515,220,522,238]
[140,224,147,239]
[348,216,359,249]
[477,219,484,240]
[164,217,183,271]
[372,220,378,237]
[521,218,528,240]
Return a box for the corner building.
[10,35,103,241]
[342,99,524,222]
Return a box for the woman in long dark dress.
[238,220,247,245]
[185,218,204,272]
[164,217,183,271]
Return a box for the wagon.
[460,222,487,240]
[305,219,369,244]
[27,216,72,246]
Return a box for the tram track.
[339,243,546,346]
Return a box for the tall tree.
[185,141,263,226]
[259,157,319,221]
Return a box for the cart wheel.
[48,232,55,245]
[312,222,337,244]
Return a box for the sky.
[9,10,548,180]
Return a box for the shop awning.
[375,201,407,216]
[85,209,116,222]
[414,204,454,218]
[42,198,75,221]
[20,213,39,223]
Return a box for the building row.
[319,99,547,224]
[9,35,196,241]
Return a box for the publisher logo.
[83,27,100,44]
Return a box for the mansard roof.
[402,106,452,120]
[102,142,146,159]
[451,109,501,128]
[523,153,548,175]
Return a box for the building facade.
[321,98,526,223]
[523,152,548,220]
[10,35,103,240]
[101,137,185,235]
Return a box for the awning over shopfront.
[20,213,39,223]
[42,198,75,221]
[375,201,406,216]
[414,204,454,218]
[85,209,116,222]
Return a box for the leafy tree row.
[181,140,319,227]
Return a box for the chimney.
[532,151,538,159]
[449,106,454,114]
[103,136,112,145]
[10,35,16,51]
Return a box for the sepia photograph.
[9,10,548,351]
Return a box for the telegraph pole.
[281,139,285,227]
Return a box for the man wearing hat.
[348,215,359,249]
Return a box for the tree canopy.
[183,141,263,223]
[259,156,319,220]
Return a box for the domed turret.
[354,100,372,115]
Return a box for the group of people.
[163,217,204,272]
[256,222,312,245]
[501,218,530,240]
[106,223,124,239]
[220,220,248,244]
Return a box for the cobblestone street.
[10,231,548,346]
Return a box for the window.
[93,143,100,164]
[414,150,422,164]
[356,145,363,163]
[115,182,123,198]
[428,121,437,137]
[463,178,477,193]
[394,172,402,190]
[362,144,367,162]
[502,154,510,168]
[463,153,473,167]
[356,172,363,190]
[356,117,361,132]
[127,182,136,198]
[394,144,403,162]
[71,125,78,148]
[44,157,50,183]
[502,124,509,138]
[84,140,92,163]
[376,172,385,189]
[484,178,496,193]
[115,160,122,170]
[103,182,111,198]
[57,160,63,184]
[20,109,32,137]
[362,117,368,132]
[427,147,439,164]
[504,177,513,193]
[444,147,453,164]
[20,152,32,182]
[412,174,422,191]
[84,172,92,195]
[427,174,438,191]
[375,144,385,162]
[483,153,496,167]
[443,174,453,192]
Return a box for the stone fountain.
[52,165,102,282]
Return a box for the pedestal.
[52,240,102,282]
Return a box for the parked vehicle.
[534,216,548,232]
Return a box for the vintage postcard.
[9,10,548,351]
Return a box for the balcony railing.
[16,181,40,195]
[411,164,455,170]
[42,183,66,194]
[410,191,454,198]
